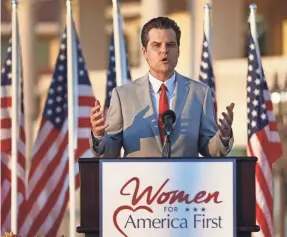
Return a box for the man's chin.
[160,65,173,72]
[162,68,174,74]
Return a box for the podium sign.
[100,159,236,237]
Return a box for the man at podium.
[89,17,234,158]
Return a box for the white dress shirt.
[148,72,176,117]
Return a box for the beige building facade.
[1,0,287,236]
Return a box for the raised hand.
[217,103,235,138]
[90,100,109,136]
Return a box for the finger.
[219,118,230,130]
[94,100,101,113]
[92,116,106,126]
[228,102,235,110]
[217,124,226,134]
[226,103,235,118]
[94,124,109,133]
[222,112,232,125]
[90,105,101,117]
[95,99,100,107]
[91,110,104,121]
[226,107,233,120]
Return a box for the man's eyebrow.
[167,41,177,44]
[150,41,176,44]
[151,41,161,44]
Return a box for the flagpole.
[116,5,127,157]
[119,12,128,85]
[249,4,263,79]
[189,0,196,79]
[66,0,77,237]
[112,0,123,87]
[11,0,20,233]
[203,3,211,55]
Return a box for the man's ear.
[142,46,147,60]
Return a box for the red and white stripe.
[1,85,26,235]
[247,87,282,237]
[18,85,95,236]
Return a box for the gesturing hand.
[90,100,109,136]
[217,103,235,138]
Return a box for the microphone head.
[161,109,176,124]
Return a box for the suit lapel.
[173,73,190,128]
[136,74,163,149]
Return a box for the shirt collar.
[148,72,176,94]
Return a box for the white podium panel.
[100,159,236,237]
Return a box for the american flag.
[104,33,131,110]
[18,28,95,236]
[1,39,26,234]
[246,33,282,237]
[199,34,217,116]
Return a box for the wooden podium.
[76,157,260,237]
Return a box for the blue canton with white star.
[247,34,269,140]
[43,27,91,129]
[104,33,131,108]
[1,38,24,113]
[1,40,13,87]
[199,34,216,103]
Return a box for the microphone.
[161,110,176,136]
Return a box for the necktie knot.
[160,83,167,93]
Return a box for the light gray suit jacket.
[89,72,234,158]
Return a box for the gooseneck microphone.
[161,110,176,158]
[161,109,176,136]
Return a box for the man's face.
[142,28,179,76]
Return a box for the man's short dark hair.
[141,17,181,48]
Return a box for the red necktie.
[158,84,169,145]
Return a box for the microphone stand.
[161,110,176,158]
[166,133,171,158]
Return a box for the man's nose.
[160,43,168,54]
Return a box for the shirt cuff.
[220,130,233,147]
[91,130,104,146]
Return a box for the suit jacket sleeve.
[89,88,123,157]
[198,86,234,157]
